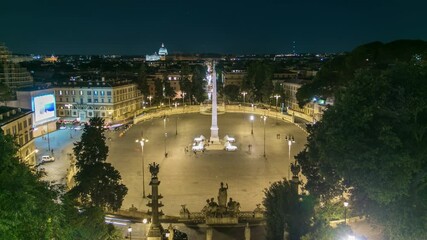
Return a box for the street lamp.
[273,94,280,110]
[344,201,349,225]
[136,138,149,198]
[285,135,296,180]
[147,95,153,107]
[182,92,186,105]
[261,115,267,158]
[127,226,132,240]
[164,116,168,158]
[241,91,247,103]
[249,115,254,135]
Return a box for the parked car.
[41,155,55,163]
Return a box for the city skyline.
[1,0,427,55]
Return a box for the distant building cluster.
[146,43,168,62]
[0,41,333,166]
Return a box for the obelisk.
[210,61,220,144]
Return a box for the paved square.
[107,112,307,216]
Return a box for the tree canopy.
[296,63,427,239]
[71,117,127,211]
[296,40,427,107]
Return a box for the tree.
[245,61,274,102]
[71,117,127,211]
[154,79,164,104]
[263,179,314,240]
[162,73,176,106]
[297,63,427,239]
[179,63,192,104]
[296,40,427,107]
[223,84,240,101]
[191,65,207,103]
[135,63,150,98]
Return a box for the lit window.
[59,90,63,95]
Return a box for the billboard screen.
[32,94,56,123]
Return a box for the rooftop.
[0,106,32,126]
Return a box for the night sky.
[1,0,426,55]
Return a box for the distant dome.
[158,43,168,56]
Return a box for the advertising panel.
[32,94,56,123]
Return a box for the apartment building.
[0,106,36,166]
[53,79,143,123]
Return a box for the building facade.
[222,70,246,87]
[53,80,143,123]
[0,106,36,166]
[0,44,34,93]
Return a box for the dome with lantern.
[158,43,168,56]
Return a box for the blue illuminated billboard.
[32,94,57,123]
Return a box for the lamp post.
[164,116,168,158]
[241,91,247,104]
[261,115,267,158]
[136,138,149,198]
[147,95,153,107]
[127,226,132,240]
[344,201,349,225]
[285,135,296,180]
[273,94,280,110]
[182,92,186,105]
[250,115,254,135]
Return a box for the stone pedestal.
[206,216,238,225]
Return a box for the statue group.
[202,182,240,218]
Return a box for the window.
[23,120,27,128]
[65,90,69,95]
[87,91,92,95]
[71,90,75,95]
[107,91,111,96]
[94,91,98,95]
[101,99,104,103]
[6,129,11,135]
[73,98,75,102]
[59,90,63,95]
[80,90,83,95]
[24,131,29,143]
[108,99,111,103]
[94,99,98,103]
[88,99,92,103]
[60,97,63,102]
[101,91,105,96]
[28,118,31,126]
[80,98,83,104]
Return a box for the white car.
[224,135,235,143]
[41,155,55,163]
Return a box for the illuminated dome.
[158,43,168,56]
